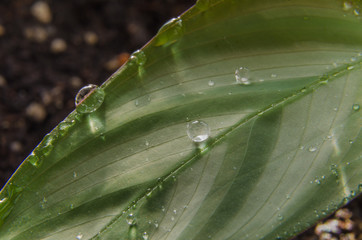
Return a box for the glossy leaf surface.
[0,0,361,239]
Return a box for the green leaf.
[1,0,361,239]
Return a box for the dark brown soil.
[0,1,360,240]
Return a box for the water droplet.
[330,164,339,177]
[126,213,136,225]
[130,50,147,66]
[208,80,215,87]
[195,0,210,10]
[58,120,75,137]
[308,146,317,152]
[186,120,210,143]
[75,84,105,113]
[352,104,360,111]
[70,204,74,209]
[76,233,83,240]
[27,153,40,167]
[286,194,291,199]
[271,73,277,78]
[155,17,183,46]
[347,65,354,70]
[235,67,251,85]
[343,2,353,11]
[73,172,77,178]
[277,214,284,221]
[173,209,177,214]
[349,140,354,144]
[154,220,159,228]
[354,9,361,15]
[142,232,149,240]
[171,216,175,221]
[314,178,321,185]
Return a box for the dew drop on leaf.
[155,17,183,46]
[308,146,317,152]
[143,232,149,240]
[27,153,40,167]
[352,103,360,111]
[186,120,210,142]
[277,214,284,221]
[208,80,215,87]
[75,84,105,113]
[126,213,136,225]
[130,50,147,66]
[75,233,83,239]
[235,67,251,85]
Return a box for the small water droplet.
[126,213,136,225]
[308,146,317,152]
[277,214,284,221]
[171,216,175,221]
[76,233,83,240]
[347,65,354,70]
[349,140,354,144]
[130,50,147,66]
[173,209,177,214]
[235,67,251,85]
[58,120,75,137]
[70,204,74,209]
[154,220,159,228]
[145,140,150,147]
[208,80,215,87]
[27,153,40,167]
[354,9,361,15]
[330,164,339,177]
[73,172,77,178]
[352,104,360,111]
[75,84,105,113]
[350,57,357,62]
[314,178,321,185]
[271,73,277,78]
[155,17,183,46]
[343,2,353,11]
[186,120,210,143]
[142,232,149,240]
[286,194,291,199]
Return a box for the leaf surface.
[0,0,361,239]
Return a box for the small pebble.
[70,76,83,88]
[104,56,121,71]
[50,38,67,53]
[118,52,130,66]
[0,75,6,87]
[31,1,52,24]
[10,141,22,153]
[84,31,98,45]
[0,24,5,36]
[26,102,47,122]
[24,26,48,42]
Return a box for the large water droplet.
[75,84,105,113]
[155,17,183,46]
[126,213,136,225]
[130,50,147,66]
[186,120,210,142]
[38,134,54,157]
[352,103,360,111]
[235,67,250,85]
[196,0,210,10]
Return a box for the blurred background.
[0,1,360,239]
